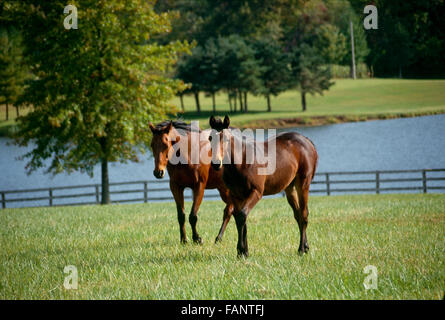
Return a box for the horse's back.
[276,131,318,179]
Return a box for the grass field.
[1,194,444,299]
[176,79,445,127]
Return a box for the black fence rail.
[1,169,444,209]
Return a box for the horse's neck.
[227,133,265,165]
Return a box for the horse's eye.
[209,136,212,142]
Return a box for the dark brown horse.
[209,115,318,257]
[149,120,234,244]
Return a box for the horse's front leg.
[215,187,234,243]
[190,182,205,244]
[170,183,187,244]
[234,190,262,257]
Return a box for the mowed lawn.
[175,79,445,127]
[0,194,444,300]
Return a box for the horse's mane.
[155,120,201,133]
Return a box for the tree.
[325,0,369,74]
[176,46,204,113]
[0,27,28,120]
[252,38,292,112]
[218,35,262,113]
[291,45,334,112]
[283,0,336,111]
[7,0,190,204]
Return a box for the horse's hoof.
[304,246,309,253]
[237,251,249,259]
[193,237,203,245]
[180,239,188,245]
[298,249,305,256]
[215,237,222,244]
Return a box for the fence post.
[144,182,148,203]
[49,189,53,207]
[422,170,427,193]
[326,173,330,196]
[376,171,380,194]
[1,192,5,209]
[95,185,100,203]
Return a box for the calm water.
[1,114,444,206]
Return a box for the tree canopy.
[5,0,190,203]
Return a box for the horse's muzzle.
[153,169,165,179]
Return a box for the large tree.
[7,0,190,204]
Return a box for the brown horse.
[149,120,234,244]
[209,115,318,257]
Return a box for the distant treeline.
[154,0,445,112]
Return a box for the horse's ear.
[209,115,216,129]
[223,115,230,129]
[149,122,156,133]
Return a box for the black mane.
[154,120,200,133]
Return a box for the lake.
[1,114,444,207]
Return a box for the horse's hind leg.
[189,182,205,244]
[285,182,309,255]
[296,178,311,253]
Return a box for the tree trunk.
[243,92,248,113]
[194,91,200,113]
[101,157,110,204]
[234,92,237,112]
[5,102,8,121]
[212,92,216,113]
[267,94,271,112]
[179,94,184,112]
[228,93,233,112]
[301,91,307,112]
[238,91,244,113]
[15,105,19,118]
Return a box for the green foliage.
[251,38,292,110]
[5,0,190,179]
[350,0,445,78]
[285,1,336,111]
[325,0,369,66]
[0,26,28,119]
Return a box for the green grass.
[175,79,445,127]
[0,104,31,137]
[1,194,444,299]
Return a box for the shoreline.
[235,110,445,129]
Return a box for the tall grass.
[1,194,444,299]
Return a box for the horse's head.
[149,121,177,179]
[208,115,230,171]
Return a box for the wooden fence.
[1,168,444,209]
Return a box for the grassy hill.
[1,194,444,299]
[176,79,445,128]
